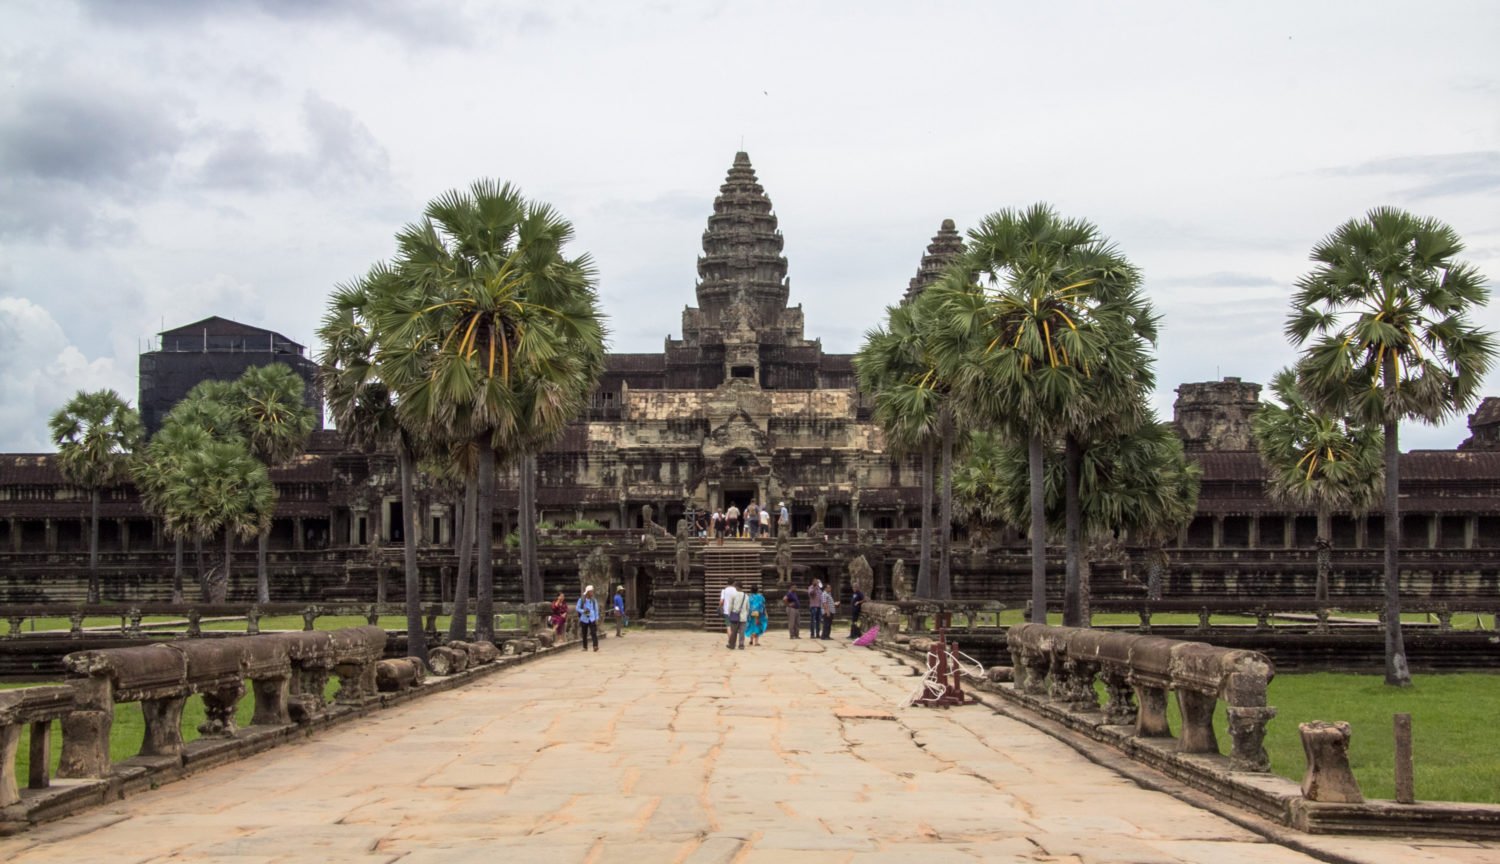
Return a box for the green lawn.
[1101,672,1500,803]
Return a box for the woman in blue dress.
[745,584,768,645]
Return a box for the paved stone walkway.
[1,632,1491,863]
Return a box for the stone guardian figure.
[775,533,793,585]
[673,518,691,586]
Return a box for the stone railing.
[0,685,76,807]
[55,626,391,776]
[0,601,544,641]
[1005,623,1277,772]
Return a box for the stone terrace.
[1,632,1490,863]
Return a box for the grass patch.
[1092,672,1500,803]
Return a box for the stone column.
[8,519,20,553]
[1211,516,1223,549]
[1247,515,1258,549]
[1299,721,1363,803]
[1355,515,1367,549]
[44,519,58,553]
[1428,515,1440,550]
[1283,517,1295,549]
[294,517,305,550]
[1465,515,1477,550]
[117,519,129,553]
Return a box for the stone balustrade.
[1006,623,1277,772]
[0,685,76,807]
[49,626,392,779]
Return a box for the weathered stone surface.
[427,647,463,677]
[1300,720,1364,803]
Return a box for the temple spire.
[904,218,963,304]
[695,152,789,326]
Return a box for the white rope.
[903,644,985,707]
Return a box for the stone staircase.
[700,542,767,630]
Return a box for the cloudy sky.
[2,0,1497,453]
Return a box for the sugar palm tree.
[319,265,428,660]
[957,419,1200,614]
[160,439,274,601]
[160,381,244,586]
[233,363,316,603]
[940,204,1123,623]
[48,389,145,604]
[134,421,217,603]
[855,300,942,598]
[1288,206,1495,686]
[1253,368,1384,603]
[381,180,605,635]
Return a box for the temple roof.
[688,152,792,341]
[904,218,964,304]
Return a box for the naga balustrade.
[35,626,389,781]
[0,685,75,807]
[0,601,546,642]
[1006,623,1277,772]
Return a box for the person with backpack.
[577,585,600,652]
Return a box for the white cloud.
[0,297,129,452]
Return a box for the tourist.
[759,505,771,539]
[819,582,836,640]
[783,583,800,638]
[549,592,567,636]
[694,508,708,538]
[745,583,767,646]
[777,501,789,538]
[613,585,628,637]
[719,578,736,634]
[848,583,865,639]
[745,502,758,538]
[577,585,600,652]
[725,503,740,540]
[808,579,822,639]
[711,507,724,544]
[725,579,748,649]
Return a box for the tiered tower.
[903,218,964,304]
[681,152,806,349]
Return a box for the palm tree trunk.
[521,455,541,604]
[449,476,476,641]
[1315,507,1331,604]
[1383,414,1410,686]
[87,488,101,604]
[1029,432,1047,624]
[223,530,234,598]
[397,444,426,661]
[1063,433,1083,627]
[172,534,184,605]
[937,424,954,601]
[916,440,934,598]
[475,439,496,643]
[256,529,270,603]
[195,533,207,601]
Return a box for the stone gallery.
[1,152,1498,615]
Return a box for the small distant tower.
[904,218,964,305]
[1172,377,1261,452]
[1459,397,1500,451]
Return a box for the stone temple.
[1,151,1498,614]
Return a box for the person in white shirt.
[724,579,749,650]
[719,580,737,634]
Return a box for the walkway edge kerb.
[0,640,577,837]
[877,645,1500,851]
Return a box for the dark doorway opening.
[390,501,405,544]
[723,486,756,512]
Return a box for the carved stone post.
[1299,721,1363,803]
[138,695,188,757]
[1099,666,1137,726]
[1227,706,1277,771]
[58,677,113,779]
[197,681,245,738]
[1175,690,1218,754]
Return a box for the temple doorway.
[722,485,757,512]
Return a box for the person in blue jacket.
[577,585,600,652]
